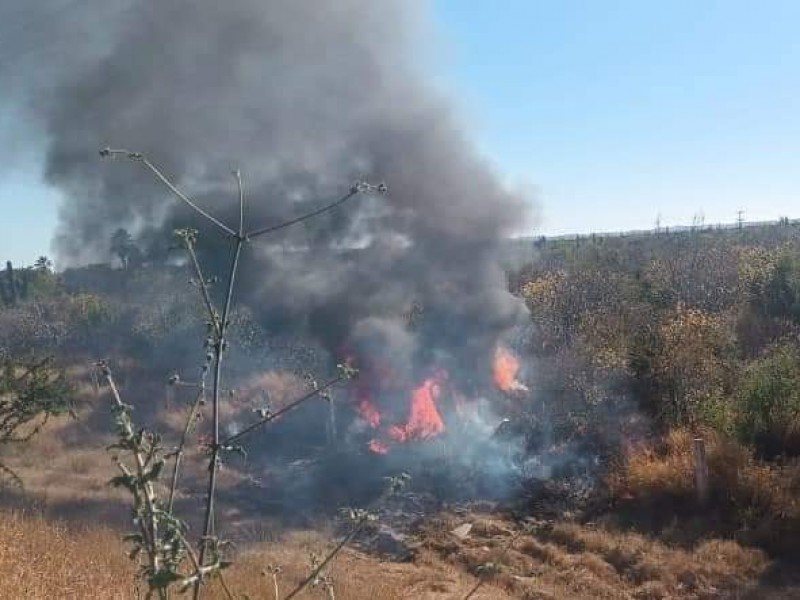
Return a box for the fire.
[493,345,528,393]
[388,372,446,442]
[357,397,381,428]
[350,344,527,455]
[350,357,381,428]
[368,439,390,454]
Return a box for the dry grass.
[0,510,135,599]
[607,428,800,553]
[158,372,300,429]
[0,502,795,599]
[215,530,511,600]
[609,429,780,500]
[2,369,798,599]
[419,511,773,599]
[0,511,511,600]
[0,420,123,508]
[8,499,757,600]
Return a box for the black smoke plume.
[2,0,532,370]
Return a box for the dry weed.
[608,428,800,553]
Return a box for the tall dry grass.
[0,510,135,599]
[0,511,508,600]
[0,505,790,599]
[608,428,800,554]
[418,510,772,599]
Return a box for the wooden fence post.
[693,437,710,506]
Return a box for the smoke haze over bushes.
[1,0,533,365]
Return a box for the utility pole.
[737,209,745,231]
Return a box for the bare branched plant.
[97,148,386,598]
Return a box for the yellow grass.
[0,503,789,599]
[0,510,134,599]
[607,429,800,551]
[0,511,510,600]
[417,511,771,599]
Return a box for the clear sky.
[430,0,800,235]
[2,1,800,265]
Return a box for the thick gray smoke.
[3,0,532,371]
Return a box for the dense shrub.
[515,229,800,458]
[735,343,800,456]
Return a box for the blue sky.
[430,0,800,234]
[2,1,800,265]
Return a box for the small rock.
[451,523,473,540]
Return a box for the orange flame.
[358,398,381,428]
[388,372,446,442]
[355,345,529,456]
[493,346,528,393]
[368,439,390,454]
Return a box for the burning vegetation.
[351,345,528,456]
[493,345,529,394]
[7,0,536,503]
[2,0,800,598]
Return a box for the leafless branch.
[181,234,222,338]
[234,169,244,236]
[283,526,360,600]
[246,181,386,240]
[100,148,238,238]
[222,374,344,447]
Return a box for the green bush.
[735,343,800,456]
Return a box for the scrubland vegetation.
[3,221,800,598]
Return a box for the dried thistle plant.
[99,360,231,599]
[99,149,383,599]
[263,564,283,600]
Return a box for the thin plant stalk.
[222,374,345,447]
[185,240,222,338]
[100,149,237,237]
[167,384,206,515]
[282,474,407,600]
[216,571,236,600]
[194,181,245,598]
[271,573,280,600]
[246,189,359,239]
